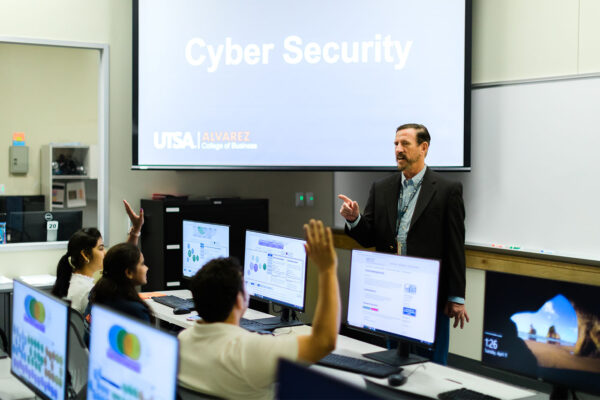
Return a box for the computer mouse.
[387,372,407,387]
[173,307,191,315]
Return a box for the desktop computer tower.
[140,198,268,291]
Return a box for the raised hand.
[304,219,337,273]
[338,194,360,222]
[123,199,144,234]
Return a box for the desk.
[145,289,270,328]
[0,357,35,400]
[146,291,546,400]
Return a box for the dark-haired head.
[101,242,147,285]
[190,257,246,322]
[396,123,431,146]
[89,242,151,317]
[394,123,431,175]
[52,228,103,298]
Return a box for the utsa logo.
[153,131,196,149]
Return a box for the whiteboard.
[334,76,600,262]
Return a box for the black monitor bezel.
[345,249,441,350]
[10,278,71,400]
[181,219,231,279]
[481,271,600,395]
[5,210,82,243]
[87,304,180,400]
[243,230,308,313]
[276,359,379,399]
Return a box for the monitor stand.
[251,308,304,330]
[363,341,428,367]
[549,385,569,400]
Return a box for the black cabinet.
[140,198,268,291]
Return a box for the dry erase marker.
[491,243,505,248]
[509,245,521,250]
[540,249,555,255]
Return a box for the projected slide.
[182,220,229,277]
[87,306,178,400]
[347,251,440,345]
[11,281,68,400]
[135,0,467,168]
[244,231,306,310]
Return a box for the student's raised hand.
[304,219,337,273]
[123,199,144,234]
[338,194,360,222]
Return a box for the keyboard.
[438,388,501,400]
[317,353,402,378]
[152,295,195,309]
[239,318,270,332]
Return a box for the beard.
[396,155,412,171]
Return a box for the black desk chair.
[0,327,8,355]
[68,309,90,398]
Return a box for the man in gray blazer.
[339,123,469,364]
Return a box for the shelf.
[41,144,99,227]
[52,175,94,180]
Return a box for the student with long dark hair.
[51,200,143,314]
[51,228,105,313]
[87,242,153,323]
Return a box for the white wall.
[472,0,600,83]
[0,43,98,196]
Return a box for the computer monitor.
[0,195,45,213]
[6,210,82,242]
[482,271,600,397]
[87,305,179,400]
[182,219,230,278]
[11,279,70,400]
[276,359,381,399]
[346,249,440,367]
[243,230,307,328]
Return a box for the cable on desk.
[405,363,426,379]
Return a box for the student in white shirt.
[51,200,143,314]
[178,219,341,400]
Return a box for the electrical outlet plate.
[305,192,314,207]
[9,146,29,174]
[295,192,304,207]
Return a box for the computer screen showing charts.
[87,305,179,400]
[347,250,440,366]
[182,220,229,278]
[483,271,600,395]
[11,279,69,400]
[244,230,307,312]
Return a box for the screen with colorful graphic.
[347,250,440,346]
[87,305,178,400]
[483,271,600,394]
[133,0,471,169]
[11,279,69,400]
[182,220,229,278]
[244,230,307,311]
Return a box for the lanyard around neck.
[396,178,423,235]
